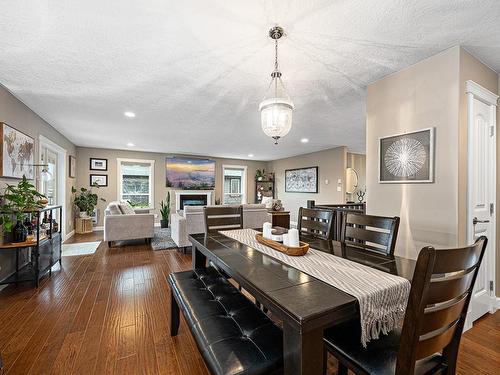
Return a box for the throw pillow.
[119,201,136,215]
[107,202,122,215]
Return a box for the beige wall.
[75,147,267,226]
[366,47,461,259]
[366,42,500,302]
[267,147,347,222]
[346,152,366,203]
[0,84,76,280]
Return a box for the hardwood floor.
[0,232,498,374]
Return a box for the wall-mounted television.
[166,156,215,190]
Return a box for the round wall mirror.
[345,167,359,194]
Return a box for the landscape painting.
[1,123,34,179]
[166,157,216,190]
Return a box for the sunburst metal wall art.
[379,128,434,183]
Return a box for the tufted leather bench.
[168,267,283,375]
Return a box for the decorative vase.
[257,177,263,181]
[79,211,88,218]
[160,219,169,229]
[13,220,28,243]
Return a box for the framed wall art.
[69,155,76,178]
[379,127,434,183]
[0,122,35,179]
[90,174,108,187]
[90,158,108,171]
[285,166,318,193]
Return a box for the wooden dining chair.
[297,207,335,240]
[203,205,243,233]
[323,236,488,375]
[341,212,400,255]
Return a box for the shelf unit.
[255,177,275,204]
[0,205,62,287]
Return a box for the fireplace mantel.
[174,190,213,210]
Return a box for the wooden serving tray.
[255,233,309,256]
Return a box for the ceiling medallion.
[259,26,294,145]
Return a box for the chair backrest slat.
[395,236,488,375]
[297,207,334,240]
[203,205,243,233]
[341,212,400,255]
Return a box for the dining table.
[188,230,416,375]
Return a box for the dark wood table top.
[189,231,416,329]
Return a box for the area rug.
[151,227,177,250]
[62,241,101,257]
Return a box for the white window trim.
[222,164,247,204]
[117,158,155,209]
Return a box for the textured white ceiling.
[1,1,500,160]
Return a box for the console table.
[0,206,62,288]
[268,210,290,229]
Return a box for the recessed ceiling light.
[127,142,135,147]
[301,138,309,143]
[124,111,136,118]
[248,154,254,157]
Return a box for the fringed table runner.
[219,228,411,347]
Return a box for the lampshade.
[40,168,53,182]
[259,98,294,142]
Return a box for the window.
[117,159,155,208]
[222,165,247,205]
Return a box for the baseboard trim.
[64,230,75,241]
[93,226,104,231]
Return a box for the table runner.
[219,228,411,347]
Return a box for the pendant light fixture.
[259,26,294,145]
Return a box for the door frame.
[39,135,67,240]
[465,80,498,329]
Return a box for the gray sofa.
[104,201,155,247]
[171,204,271,249]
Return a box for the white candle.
[288,228,300,247]
[282,233,289,247]
[263,222,272,239]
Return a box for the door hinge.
[490,281,494,292]
[490,126,495,137]
[490,203,495,215]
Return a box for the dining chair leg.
[323,348,328,374]
[338,362,348,375]
[170,290,180,336]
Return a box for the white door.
[467,86,497,326]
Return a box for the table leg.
[283,322,324,375]
[192,244,207,269]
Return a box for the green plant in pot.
[255,169,266,181]
[0,175,47,242]
[72,183,106,218]
[159,191,171,228]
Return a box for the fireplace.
[179,194,208,210]
[175,191,212,210]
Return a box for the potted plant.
[255,169,266,181]
[159,191,171,228]
[0,175,47,242]
[72,183,106,218]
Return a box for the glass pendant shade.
[259,97,294,143]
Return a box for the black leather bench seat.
[168,267,283,375]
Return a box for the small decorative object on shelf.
[255,169,266,181]
[356,189,366,203]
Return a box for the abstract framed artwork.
[90,158,108,171]
[0,123,35,179]
[166,156,216,190]
[90,174,108,187]
[379,127,434,183]
[69,155,76,178]
[285,166,318,193]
